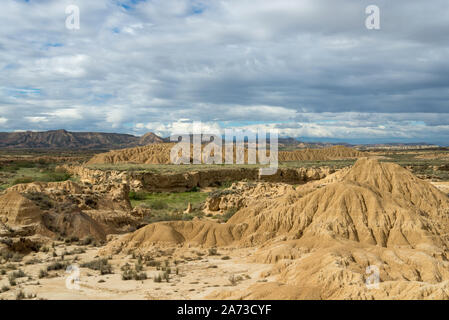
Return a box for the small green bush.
[38,269,49,279]
[81,258,113,275]
[153,274,162,283]
[47,261,68,271]
[222,207,238,222]
[15,290,25,300]
[129,191,147,201]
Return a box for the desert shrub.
[79,236,94,246]
[189,186,199,192]
[220,181,233,189]
[15,161,36,169]
[221,256,231,260]
[153,274,162,283]
[121,268,133,280]
[47,261,68,271]
[70,248,86,255]
[135,262,143,272]
[146,260,160,267]
[208,189,235,198]
[208,248,218,256]
[8,277,16,286]
[1,251,13,261]
[38,269,49,279]
[1,285,10,293]
[129,191,147,201]
[135,272,147,280]
[162,271,170,282]
[27,293,36,299]
[11,253,24,262]
[40,246,49,253]
[222,207,238,222]
[40,170,71,182]
[228,275,237,286]
[23,192,53,210]
[6,263,16,270]
[25,258,41,265]
[121,263,147,281]
[81,258,113,275]
[15,290,25,300]
[12,176,34,185]
[10,269,26,278]
[8,270,26,286]
[68,236,79,243]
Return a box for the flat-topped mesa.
[87,144,366,165]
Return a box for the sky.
[0,0,449,144]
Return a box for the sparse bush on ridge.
[221,207,238,222]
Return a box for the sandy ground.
[0,243,272,300]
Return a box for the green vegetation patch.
[130,190,209,223]
[0,162,72,189]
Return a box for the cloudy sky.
[1,0,449,144]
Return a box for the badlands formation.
[1,147,449,300]
[102,158,449,299]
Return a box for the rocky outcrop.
[2,180,138,241]
[204,182,295,214]
[64,165,334,192]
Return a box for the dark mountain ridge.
[0,130,164,150]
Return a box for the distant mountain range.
[0,130,164,150]
[0,130,442,150]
